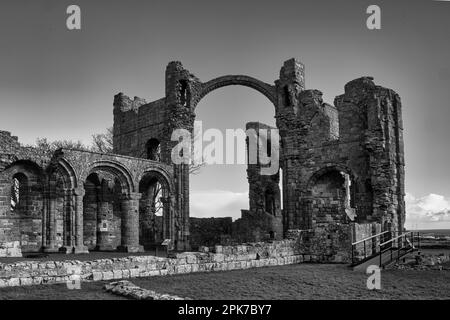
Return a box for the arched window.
[266,136,272,158]
[308,168,356,225]
[10,173,27,211]
[146,138,161,161]
[283,85,291,106]
[179,80,190,107]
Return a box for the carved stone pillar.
[59,188,75,254]
[160,196,171,241]
[161,194,182,250]
[42,190,58,253]
[73,187,89,254]
[118,192,143,253]
[41,188,48,251]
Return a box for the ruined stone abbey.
[0,59,405,262]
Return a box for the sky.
[0,0,449,229]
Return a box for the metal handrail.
[378,231,420,268]
[379,231,412,247]
[351,230,414,266]
[352,230,390,246]
[351,230,394,265]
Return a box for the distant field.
[406,229,450,249]
[0,263,449,300]
[413,229,450,236]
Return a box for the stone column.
[41,188,48,251]
[118,192,143,253]
[73,187,89,254]
[42,190,59,253]
[59,188,75,254]
[160,196,169,240]
[161,194,181,250]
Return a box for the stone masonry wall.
[0,241,22,258]
[189,217,233,249]
[0,240,305,288]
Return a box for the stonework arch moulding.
[137,167,175,195]
[194,75,277,108]
[80,160,135,195]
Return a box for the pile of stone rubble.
[103,280,189,300]
[391,252,450,271]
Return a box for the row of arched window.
[8,139,162,213]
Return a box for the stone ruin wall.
[0,58,405,262]
[0,239,325,288]
[0,131,50,255]
[112,58,405,257]
[0,140,177,255]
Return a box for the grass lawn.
[1,263,449,300]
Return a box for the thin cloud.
[405,193,450,229]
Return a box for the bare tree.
[189,162,205,175]
[91,127,113,154]
[31,137,89,155]
[152,183,163,215]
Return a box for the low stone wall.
[0,241,22,258]
[0,240,305,288]
[294,225,353,263]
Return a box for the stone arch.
[196,75,277,107]
[1,160,45,211]
[49,158,78,190]
[138,168,175,249]
[145,138,161,161]
[306,164,357,190]
[43,158,81,252]
[81,160,135,196]
[1,159,45,180]
[137,166,174,195]
[304,164,358,228]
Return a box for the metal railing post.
[364,241,366,259]
[379,250,382,267]
[418,232,420,249]
[351,245,354,264]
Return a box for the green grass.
[1,263,449,300]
